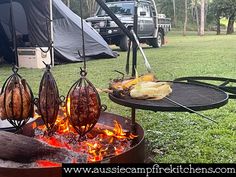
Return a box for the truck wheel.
[151,32,163,48]
[119,35,129,51]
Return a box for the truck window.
[97,2,134,16]
[151,6,156,17]
[138,2,151,17]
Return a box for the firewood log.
[0,131,86,163]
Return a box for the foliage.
[208,0,236,33]
[155,0,189,28]
[1,31,236,163]
[62,0,98,18]
[155,0,236,32]
[62,0,80,16]
[61,0,235,32]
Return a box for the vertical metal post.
[95,0,134,41]
[132,0,138,77]
[131,1,138,132]
[10,0,18,66]
[49,0,54,67]
[131,108,136,133]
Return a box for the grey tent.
[0,0,116,64]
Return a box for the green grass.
[1,31,236,163]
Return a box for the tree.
[66,0,70,8]
[172,0,177,27]
[85,0,98,17]
[156,0,199,29]
[183,0,188,36]
[225,0,236,34]
[62,0,70,8]
[199,0,205,36]
[193,0,200,34]
[209,0,236,35]
[62,0,80,16]
[227,12,235,34]
[156,0,179,27]
[208,0,224,35]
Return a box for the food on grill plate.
[110,73,172,100]
[130,81,172,100]
[110,73,156,90]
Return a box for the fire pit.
[0,112,145,177]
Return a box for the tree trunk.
[216,16,221,35]
[172,0,177,28]
[199,0,205,36]
[67,0,70,8]
[227,13,235,34]
[85,0,98,17]
[195,1,200,35]
[204,0,208,27]
[183,0,188,36]
[191,0,195,22]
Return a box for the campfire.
[0,110,139,169]
[0,66,144,171]
[0,0,146,174]
[33,105,137,166]
[0,68,147,177]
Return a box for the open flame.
[66,97,71,116]
[83,120,137,162]
[33,105,137,165]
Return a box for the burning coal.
[33,106,137,166]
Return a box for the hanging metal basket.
[66,69,101,138]
[36,64,62,131]
[0,66,34,129]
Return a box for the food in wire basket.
[0,78,33,120]
[67,84,100,135]
[38,67,60,130]
[0,94,7,119]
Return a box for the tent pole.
[49,0,54,67]
[10,0,18,66]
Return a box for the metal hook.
[12,65,18,74]
[59,95,66,107]
[101,104,107,112]
[43,61,51,71]
[114,70,125,80]
[80,67,87,77]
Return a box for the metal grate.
[109,81,229,112]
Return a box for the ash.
[0,159,44,168]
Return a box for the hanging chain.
[36,18,53,66]
[80,0,87,76]
[10,0,18,66]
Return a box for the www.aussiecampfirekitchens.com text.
[62,163,236,177]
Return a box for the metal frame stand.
[95,0,139,132]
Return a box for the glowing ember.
[36,160,61,167]
[33,106,137,165]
